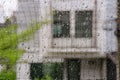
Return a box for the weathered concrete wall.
[80,59,106,80]
[16,0,41,61]
[15,0,118,80]
[17,63,30,80]
[15,0,118,62]
[105,0,117,52]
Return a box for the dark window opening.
[53,11,70,38]
[75,11,93,38]
[30,63,63,80]
[67,59,81,80]
[107,58,117,80]
[30,63,43,80]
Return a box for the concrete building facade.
[15,0,118,80]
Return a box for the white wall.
[16,0,118,79]
[15,0,118,62]
[105,0,117,53]
[0,5,5,23]
[17,63,30,80]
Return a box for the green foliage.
[43,63,63,80]
[0,70,16,80]
[50,63,63,80]
[0,20,50,80]
[41,75,53,80]
[34,75,53,80]
[0,24,18,50]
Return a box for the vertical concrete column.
[102,59,107,80]
[63,59,68,80]
[16,63,30,80]
[117,63,119,80]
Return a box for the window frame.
[75,11,93,38]
[30,63,64,80]
[52,11,71,38]
[51,0,97,48]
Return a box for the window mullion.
[70,11,75,38]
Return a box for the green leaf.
[0,70,16,80]
[0,19,50,79]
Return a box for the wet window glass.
[67,59,80,80]
[0,0,118,80]
[30,63,43,80]
[30,63,63,80]
[75,11,93,38]
[53,11,70,38]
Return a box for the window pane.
[30,63,43,80]
[43,63,63,80]
[67,59,81,80]
[53,11,70,38]
[30,63,63,80]
[75,11,93,38]
[107,58,117,80]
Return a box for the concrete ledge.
[48,48,100,53]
